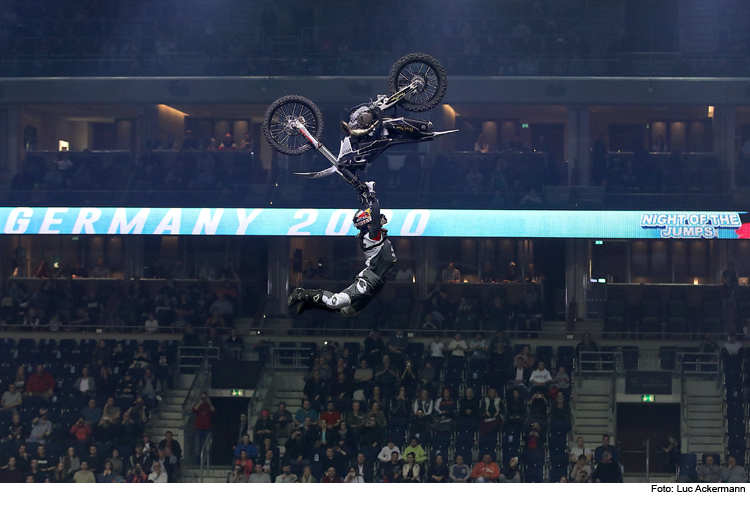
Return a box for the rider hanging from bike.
[287,181,396,317]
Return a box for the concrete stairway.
[683,379,724,457]
[181,467,232,483]
[147,377,193,457]
[572,378,614,447]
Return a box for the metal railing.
[181,356,211,468]
[199,433,212,483]
[177,346,220,374]
[245,349,274,442]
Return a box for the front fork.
[292,120,365,191]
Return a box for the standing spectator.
[24,365,55,399]
[364,330,385,367]
[662,434,681,474]
[191,393,216,464]
[722,263,739,333]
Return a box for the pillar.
[5,107,20,184]
[268,237,291,315]
[565,105,591,186]
[565,239,590,322]
[713,106,736,188]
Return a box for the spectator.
[26,409,52,445]
[254,410,275,445]
[303,370,328,410]
[234,450,254,477]
[471,453,500,482]
[73,461,96,483]
[248,463,271,483]
[62,447,81,477]
[223,328,244,360]
[257,448,279,480]
[125,445,150,475]
[441,262,461,283]
[571,454,592,483]
[390,386,410,418]
[418,359,437,396]
[361,402,386,448]
[378,438,401,463]
[144,313,159,334]
[275,463,298,483]
[402,452,421,483]
[297,465,316,483]
[592,452,622,483]
[569,436,593,464]
[97,461,117,483]
[321,466,343,483]
[722,456,748,483]
[32,444,54,473]
[127,463,148,483]
[234,434,259,459]
[449,455,470,483]
[70,416,93,444]
[459,387,480,421]
[344,466,364,483]
[427,453,449,483]
[358,330,382,363]
[468,333,490,374]
[529,361,553,392]
[499,456,522,483]
[73,367,96,398]
[24,365,55,399]
[0,457,25,483]
[379,451,403,482]
[79,399,100,428]
[294,399,319,427]
[662,434,681,473]
[319,401,342,431]
[210,293,234,318]
[1,383,22,414]
[117,372,138,401]
[402,436,427,465]
[505,389,527,426]
[108,449,124,476]
[374,355,398,398]
[228,464,248,483]
[594,434,619,465]
[218,133,236,151]
[273,402,294,438]
[553,366,570,395]
[90,258,111,279]
[191,392,216,464]
[697,455,721,483]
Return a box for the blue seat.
[556,346,575,373]
[430,441,450,461]
[549,465,567,483]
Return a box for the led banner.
[0,207,748,239]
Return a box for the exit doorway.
[616,403,680,473]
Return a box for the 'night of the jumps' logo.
[640,212,742,239]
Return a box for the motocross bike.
[262,53,457,191]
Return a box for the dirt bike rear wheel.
[263,95,324,156]
[388,53,447,113]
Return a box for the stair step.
[160,404,183,413]
[158,411,182,421]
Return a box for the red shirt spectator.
[191,396,216,430]
[470,455,500,482]
[70,420,93,442]
[319,407,341,430]
[235,454,254,476]
[25,366,55,395]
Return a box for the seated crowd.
[0,338,181,483]
[0,261,241,337]
[228,331,575,483]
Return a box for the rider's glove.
[358,181,376,203]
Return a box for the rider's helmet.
[352,207,387,231]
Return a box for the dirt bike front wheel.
[263,95,324,156]
[388,53,447,113]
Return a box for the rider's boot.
[288,288,330,315]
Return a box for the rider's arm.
[367,194,381,239]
